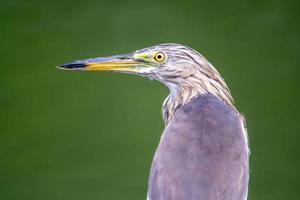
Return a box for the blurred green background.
[1,0,299,199]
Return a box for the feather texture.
[148,94,249,200]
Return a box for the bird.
[58,43,249,200]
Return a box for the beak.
[57,53,149,73]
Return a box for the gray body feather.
[147,94,249,200]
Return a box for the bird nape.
[58,43,249,200]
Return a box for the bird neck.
[162,76,235,124]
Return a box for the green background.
[1,0,299,199]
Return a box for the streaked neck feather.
[162,75,235,124]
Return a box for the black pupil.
[157,54,162,59]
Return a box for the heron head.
[59,44,208,87]
[59,43,233,108]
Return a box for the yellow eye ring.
[154,52,166,62]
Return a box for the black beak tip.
[56,62,86,70]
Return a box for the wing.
[147,94,249,200]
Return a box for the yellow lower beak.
[85,61,142,72]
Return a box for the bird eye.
[154,52,166,62]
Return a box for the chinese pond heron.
[58,43,249,200]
